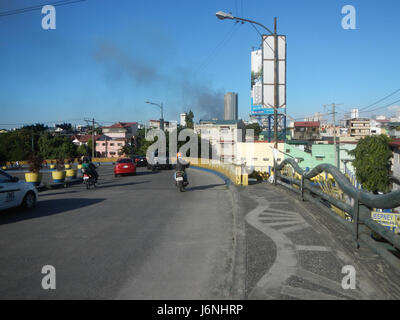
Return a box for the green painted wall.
[283,143,335,170]
[284,143,357,174]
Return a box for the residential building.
[236,141,285,173]
[102,122,138,139]
[72,134,101,147]
[96,136,126,158]
[194,119,246,162]
[386,122,400,139]
[180,113,187,127]
[291,122,320,141]
[304,112,327,125]
[347,118,370,140]
[149,120,177,132]
[283,142,335,170]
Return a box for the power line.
[0,0,87,18]
[358,88,400,112]
[358,98,400,115]
[193,21,240,76]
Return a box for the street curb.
[191,166,247,299]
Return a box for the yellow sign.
[371,211,400,234]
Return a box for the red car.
[114,158,136,177]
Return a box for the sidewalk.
[237,182,400,300]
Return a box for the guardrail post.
[300,175,304,201]
[353,197,360,249]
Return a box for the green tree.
[349,135,393,194]
[185,110,194,129]
[77,144,88,157]
[245,123,262,138]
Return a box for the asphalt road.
[0,165,237,299]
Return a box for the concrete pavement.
[0,165,238,299]
[238,182,400,299]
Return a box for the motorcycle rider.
[81,157,98,182]
[176,152,190,185]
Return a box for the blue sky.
[1,0,400,129]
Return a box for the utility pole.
[324,103,343,169]
[273,17,279,185]
[92,118,95,159]
[84,118,98,159]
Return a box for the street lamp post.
[216,11,281,184]
[145,101,164,131]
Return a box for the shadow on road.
[96,180,150,189]
[0,198,106,225]
[40,190,80,197]
[135,170,160,176]
[186,183,226,191]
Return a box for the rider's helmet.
[176,152,183,159]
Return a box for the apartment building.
[347,118,370,140]
[291,122,320,141]
[149,120,177,132]
[194,120,246,162]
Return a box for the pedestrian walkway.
[238,182,400,300]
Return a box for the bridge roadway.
[0,164,399,299]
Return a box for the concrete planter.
[25,172,42,186]
[66,169,77,179]
[65,164,71,169]
[50,164,56,170]
[77,164,82,169]
[52,170,66,183]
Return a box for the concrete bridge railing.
[188,158,248,186]
[274,158,400,256]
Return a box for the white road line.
[295,245,331,252]
[278,223,310,234]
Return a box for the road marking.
[244,189,369,300]
[278,223,310,234]
[295,245,331,252]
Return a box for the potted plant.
[52,158,66,183]
[65,157,77,180]
[64,157,73,169]
[25,153,43,186]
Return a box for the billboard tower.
[251,32,287,141]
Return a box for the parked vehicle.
[174,170,188,192]
[132,155,147,167]
[114,158,136,177]
[0,169,38,210]
[81,168,96,189]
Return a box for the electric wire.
[0,0,87,17]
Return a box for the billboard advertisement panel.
[251,49,263,108]
[261,34,286,113]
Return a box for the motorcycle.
[174,170,188,192]
[81,168,96,189]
